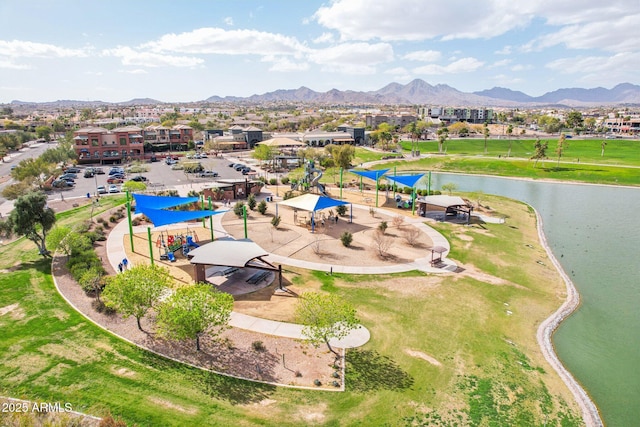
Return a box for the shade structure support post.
[428,171,431,195]
[243,204,248,239]
[339,167,343,199]
[375,172,379,208]
[126,197,134,252]
[208,196,214,241]
[278,264,283,290]
[350,203,353,223]
[147,227,154,267]
[201,195,206,227]
[360,176,363,193]
[411,187,416,215]
[393,167,397,198]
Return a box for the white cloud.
[0,59,31,70]
[224,17,234,26]
[141,27,308,56]
[489,59,511,68]
[119,69,148,74]
[403,50,441,62]
[413,57,484,75]
[495,46,512,55]
[510,64,532,72]
[263,56,310,72]
[103,46,204,68]
[313,32,335,44]
[546,52,640,85]
[0,40,89,58]
[308,42,394,74]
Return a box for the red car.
[107,177,124,184]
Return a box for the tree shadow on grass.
[345,349,414,392]
[196,369,276,405]
[541,166,604,173]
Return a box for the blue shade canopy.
[278,193,350,212]
[349,169,389,181]
[139,207,226,228]
[386,173,425,188]
[133,193,199,210]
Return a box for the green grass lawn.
[0,198,584,426]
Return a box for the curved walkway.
[106,197,457,348]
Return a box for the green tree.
[11,157,54,188]
[437,125,449,154]
[556,134,568,166]
[35,126,52,141]
[601,141,607,157]
[441,182,458,195]
[156,283,233,351]
[0,191,56,257]
[121,181,147,193]
[295,291,360,357]
[483,122,490,154]
[45,225,73,255]
[506,124,514,157]
[565,111,583,129]
[102,264,171,331]
[530,138,548,168]
[252,144,274,165]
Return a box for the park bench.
[246,271,269,285]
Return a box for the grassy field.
[0,197,585,426]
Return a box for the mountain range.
[8,80,640,108]
[205,80,640,107]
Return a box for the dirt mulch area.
[52,252,341,390]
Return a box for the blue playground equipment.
[186,235,200,248]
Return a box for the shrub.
[403,186,413,194]
[233,202,245,217]
[271,215,281,228]
[336,205,347,216]
[247,193,257,210]
[131,218,141,226]
[281,176,290,185]
[269,178,278,185]
[109,215,117,223]
[252,341,266,352]
[257,200,267,214]
[283,190,295,200]
[392,215,405,228]
[340,231,353,247]
[378,221,388,234]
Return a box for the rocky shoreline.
[534,208,603,427]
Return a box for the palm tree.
[506,124,514,157]
[437,126,449,154]
[483,122,490,154]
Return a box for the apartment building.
[417,106,494,124]
[74,126,144,164]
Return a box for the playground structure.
[156,229,200,262]
[291,160,328,196]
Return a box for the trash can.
[86,192,91,198]
[266,196,273,202]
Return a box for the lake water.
[423,173,640,427]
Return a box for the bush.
[233,201,245,217]
[252,341,266,352]
[403,186,413,194]
[283,190,295,200]
[269,178,278,185]
[247,193,257,210]
[336,205,347,216]
[109,215,117,223]
[271,215,281,228]
[378,221,388,234]
[281,176,290,185]
[257,200,267,214]
[340,231,353,247]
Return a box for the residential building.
[73,126,144,164]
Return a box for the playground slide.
[309,168,323,187]
[186,236,200,248]
[317,182,328,197]
[167,252,176,262]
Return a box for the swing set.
[156,228,200,261]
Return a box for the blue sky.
[0,0,638,103]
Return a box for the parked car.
[166,158,178,165]
[109,173,125,180]
[108,184,119,193]
[93,167,105,174]
[241,168,256,175]
[107,177,124,184]
[130,175,148,182]
[199,153,208,158]
[97,185,107,194]
[228,163,237,168]
[59,173,77,180]
[109,167,124,175]
[199,170,219,178]
[64,167,81,174]
[51,179,74,188]
[84,170,95,178]
[233,164,246,171]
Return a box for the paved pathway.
[106,187,463,347]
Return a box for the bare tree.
[371,230,393,258]
[403,227,421,246]
[392,215,405,229]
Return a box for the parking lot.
[47,154,265,200]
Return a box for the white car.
[97,185,107,194]
[108,184,119,193]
